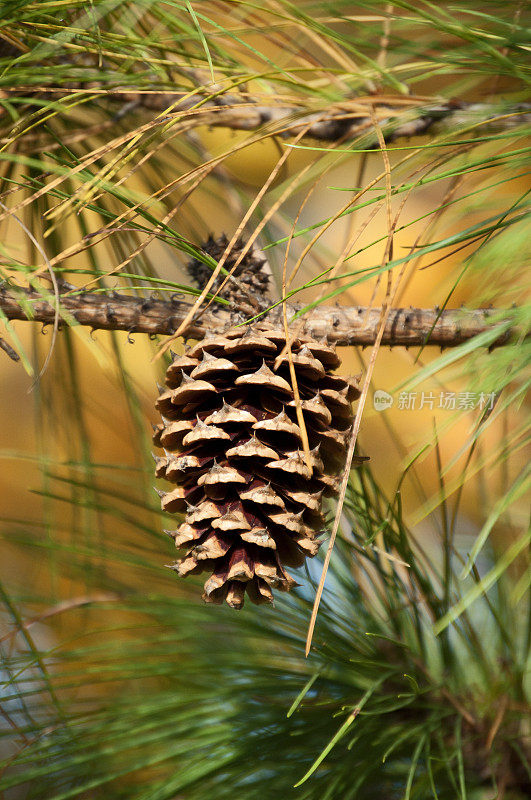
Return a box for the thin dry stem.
[305,108,399,656]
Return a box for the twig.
[0,283,518,348]
[0,335,19,361]
[5,87,530,143]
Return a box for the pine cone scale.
[154,323,362,608]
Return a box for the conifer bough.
[7,83,529,144]
[0,283,514,349]
[127,93,531,143]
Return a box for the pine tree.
[0,2,529,798]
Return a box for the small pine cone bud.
[153,324,363,608]
[187,234,271,306]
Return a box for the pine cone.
[153,324,362,608]
[187,234,271,308]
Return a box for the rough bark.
[0,283,514,349]
[5,79,529,143]
[115,93,531,142]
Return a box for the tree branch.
[118,93,530,142]
[0,284,515,349]
[7,84,530,143]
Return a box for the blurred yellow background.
[1,93,529,615]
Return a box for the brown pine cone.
[153,324,363,608]
[187,234,271,308]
